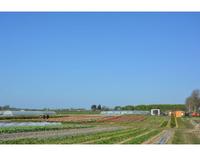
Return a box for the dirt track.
[0,126,123,141]
[143,129,174,144]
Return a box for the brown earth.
[98,115,146,123]
[47,115,106,122]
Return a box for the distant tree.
[101,106,110,111]
[2,105,10,110]
[186,96,193,113]
[97,104,102,110]
[121,105,134,110]
[185,89,200,112]
[119,104,185,111]
[91,105,97,111]
[114,106,121,110]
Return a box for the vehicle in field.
[191,112,200,117]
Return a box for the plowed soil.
[98,115,146,123]
[47,115,106,122]
[46,115,145,123]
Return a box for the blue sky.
[0,12,200,109]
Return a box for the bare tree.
[186,89,200,112]
[186,96,193,113]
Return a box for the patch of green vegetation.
[0,128,134,144]
[172,129,185,144]
[176,117,193,129]
[176,118,185,128]
[170,116,176,128]
[0,123,92,134]
[125,129,161,144]
[0,127,159,144]
[93,128,148,144]
[160,120,168,128]
[172,129,200,144]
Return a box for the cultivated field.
[0,114,200,144]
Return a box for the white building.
[150,109,160,116]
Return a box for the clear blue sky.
[0,12,200,109]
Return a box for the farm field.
[1,114,200,144]
[0,114,169,144]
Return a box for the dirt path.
[143,129,174,144]
[0,126,123,141]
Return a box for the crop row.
[0,128,134,144]
[92,128,148,144]
[160,119,169,128]
[170,115,176,128]
[0,123,91,134]
[0,127,161,144]
[124,129,161,144]
[53,128,138,144]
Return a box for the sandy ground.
[0,126,123,141]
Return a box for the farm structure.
[100,110,150,115]
[150,109,160,116]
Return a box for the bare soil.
[98,115,146,123]
[47,115,106,122]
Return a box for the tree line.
[114,104,185,111]
[0,105,10,110]
[91,104,110,111]
[92,89,200,113]
[91,104,186,111]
